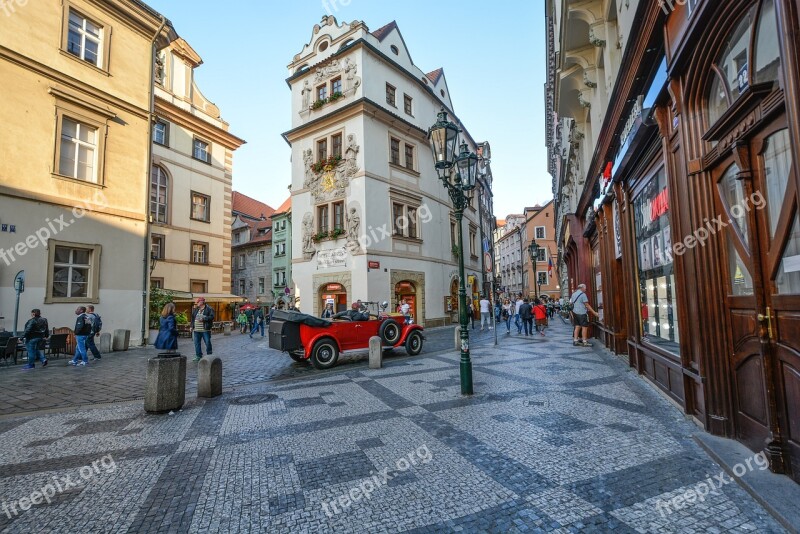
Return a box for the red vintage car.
[268,308,424,369]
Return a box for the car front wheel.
[405,330,423,356]
[310,339,339,370]
[379,320,402,345]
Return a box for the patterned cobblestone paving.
[0,320,787,532]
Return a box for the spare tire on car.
[379,319,401,346]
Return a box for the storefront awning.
[167,291,246,303]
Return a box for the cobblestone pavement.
[0,323,496,415]
[0,320,786,533]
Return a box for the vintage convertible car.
[268,308,424,369]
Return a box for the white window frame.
[65,8,104,68]
[153,120,169,146]
[258,250,265,264]
[535,226,546,239]
[258,278,265,294]
[193,138,211,163]
[191,192,210,222]
[191,242,208,264]
[59,116,98,182]
[45,240,101,303]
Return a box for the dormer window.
[390,45,399,55]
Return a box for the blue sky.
[144,0,550,218]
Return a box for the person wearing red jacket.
[533,299,548,336]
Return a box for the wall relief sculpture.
[345,206,362,254]
[302,213,316,259]
[303,134,361,203]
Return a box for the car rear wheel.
[289,351,305,362]
[405,331,423,356]
[379,320,402,346]
[310,339,339,370]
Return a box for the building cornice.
[155,98,246,150]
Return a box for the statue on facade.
[344,57,361,93]
[303,149,317,189]
[344,134,360,177]
[302,213,316,258]
[345,206,361,253]
[301,79,312,110]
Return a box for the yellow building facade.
[0,0,176,343]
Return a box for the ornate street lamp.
[528,240,540,298]
[428,108,476,395]
[149,251,159,274]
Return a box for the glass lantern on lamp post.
[528,240,540,298]
[428,108,477,395]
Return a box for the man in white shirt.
[479,296,492,331]
[400,299,411,324]
[514,295,524,334]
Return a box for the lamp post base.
[460,358,473,395]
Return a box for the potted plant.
[452,245,461,257]
[329,91,343,102]
[312,230,329,242]
[330,227,345,239]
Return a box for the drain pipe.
[141,15,168,346]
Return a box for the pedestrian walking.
[191,297,214,361]
[514,295,524,334]
[154,302,178,353]
[237,310,248,334]
[534,299,548,336]
[494,300,502,322]
[479,296,492,331]
[502,298,513,333]
[250,309,265,337]
[69,306,93,366]
[467,301,476,329]
[21,309,48,370]
[519,298,533,336]
[570,283,600,347]
[86,305,102,360]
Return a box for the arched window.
[706,0,782,128]
[150,165,168,223]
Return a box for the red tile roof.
[273,196,291,215]
[232,191,274,220]
[372,21,397,41]
[426,68,444,84]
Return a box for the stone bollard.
[223,323,231,336]
[144,354,186,413]
[98,332,112,353]
[197,356,223,398]
[454,326,461,350]
[112,329,130,351]
[369,336,382,369]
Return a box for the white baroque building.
[284,16,489,327]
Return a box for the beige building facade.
[0,0,176,343]
[149,37,245,313]
[523,202,559,299]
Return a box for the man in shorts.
[570,284,599,347]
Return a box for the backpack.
[92,313,102,334]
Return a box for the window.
[51,246,90,298]
[537,272,548,286]
[386,83,396,106]
[275,270,286,286]
[317,139,328,163]
[390,45,399,55]
[150,278,164,289]
[258,278,265,294]
[390,138,400,165]
[234,231,241,245]
[333,201,345,231]
[150,166,169,223]
[151,234,165,260]
[535,226,546,239]
[404,144,414,170]
[404,94,413,115]
[469,231,477,257]
[258,250,265,264]
[59,117,98,182]
[450,221,457,250]
[191,192,210,222]
[238,254,245,270]
[392,202,420,239]
[153,120,169,146]
[190,280,207,293]
[281,243,286,255]
[239,279,246,295]
[66,10,102,67]
[331,77,342,95]
[536,248,547,262]
[317,84,328,102]
[317,205,329,233]
[332,133,343,158]
[193,138,210,163]
[191,242,208,264]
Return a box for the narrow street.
[0,319,785,532]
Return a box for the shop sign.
[613,201,622,259]
[737,63,749,94]
[620,96,644,149]
[325,283,343,291]
[484,253,492,272]
[317,248,347,269]
[368,261,380,269]
[638,187,669,232]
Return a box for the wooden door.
[752,124,800,481]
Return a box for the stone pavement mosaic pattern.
[0,324,489,416]
[0,322,785,532]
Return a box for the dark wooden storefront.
[570,0,800,482]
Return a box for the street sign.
[368,261,380,269]
[284,286,291,295]
[484,253,492,272]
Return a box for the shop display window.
[634,168,680,354]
